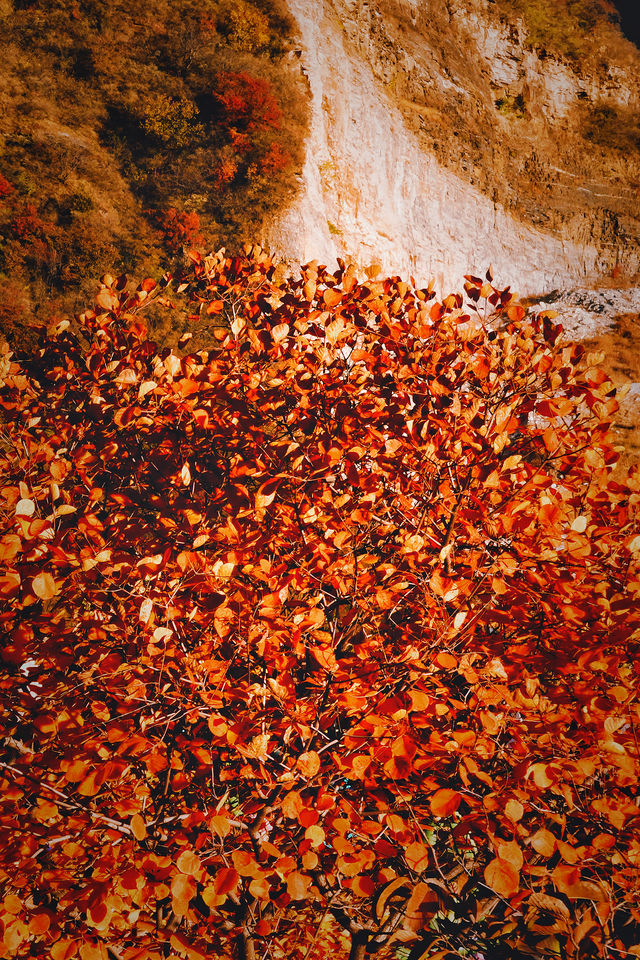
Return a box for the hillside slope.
[0,0,308,346]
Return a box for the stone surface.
[265,0,640,298]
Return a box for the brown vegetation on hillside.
[0,0,309,347]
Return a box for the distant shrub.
[255,141,292,177]
[220,0,272,54]
[505,0,618,59]
[583,101,640,152]
[67,189,94,213]
[212,152,240,190]
[0,278,31,335]
[495,93,526,118]
[214,71,283,134]
[0,175,14,201]
[12,170,37,197]
[141,94,204,149]
[10,203,54,243]
[154,208,203,253]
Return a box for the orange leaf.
[51,941,77,960]
[286,871,311,900]
[430,788,461,818]
[77,770,101,797]
[505,799,524,822]
[249,875,271,900]
[530,828,556,857]
[434,651,456,670]
[0,534,21,562]
[30,914,50,935]
[131,814,147,841]
[213,867,239,896]
[177,850,201,876]
[64,760,88,783]
[3,894,22,914]
[323,288,342,308]
[232,850,260,877]
[496,840,523,872]
[210,814,232,838]
[171,873,196,902]
[405,841,430,872]
[281,791,303,820]
[484,857,520,897]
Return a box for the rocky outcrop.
[265,0,640,296]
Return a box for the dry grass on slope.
[0,0,309,350]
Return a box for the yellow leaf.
[505,799,524,822]
[305,824,325,847]
[271,323,289,343]
[297,751,320,777]
[139,597,153,624]
[138,380,157,399]
[628,535,640,554]
[453,611,467,630]
[255,479,279,511]
[325,318,345,345]
[247,734,270,761]
[32,571,58,600]
[115,367,137,386]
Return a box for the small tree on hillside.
[0,248,639,960]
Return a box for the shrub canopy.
[1,248,639,960]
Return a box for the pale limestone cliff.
[265,0,640,297]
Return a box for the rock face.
[265,0,640,297]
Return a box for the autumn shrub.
[153,207,204,253]
[257,140,292,177]
[8,203,59,279]
[0,175,14,202]
[9,204,53,243]
[502,0,619,58]
[0,249,639,960]
[213,70,283,133]
[583,101,640,152]
[140,93,204,149]
[219,0,273,53]
[212,150,240,189]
